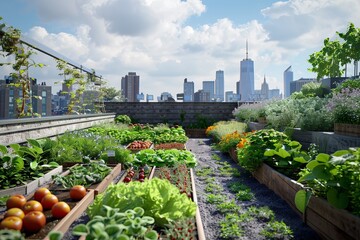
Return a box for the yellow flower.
[236,138,248,149]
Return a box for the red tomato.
[0,216,23,230]
[5,208,25,220]
[51,202,70,219]
[22,200,43,214]
[41,194,59,210]
[34,187,51,202]
[22,211,46,233]
[69,185,87,200]
[6,194,27,210]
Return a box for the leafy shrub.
[300,81,330,98]
[334,78,360,93]
[217,131,246,153]
[297,148,360,215]
[236,129,290,172]
[327,88,360,125]
[232,102,268,123]
[114,114,132,124]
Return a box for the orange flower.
[236,138,248,148]
[206,125,217,135]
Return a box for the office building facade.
[239,43,254,101]
[284,66,293,98]
[183,78,194,102]
[121,72,140,102]
[215,70,224,102]
[202,81,215,101]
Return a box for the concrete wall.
[105,102,239,127]
[0,113,115,145]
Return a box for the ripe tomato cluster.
[123,167,146,183]
[0,185,85,233]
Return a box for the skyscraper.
[183,78,194,102]
[215,70,224,102]
[202,81,214,101]
[239,41,254,101]
[260,75,269,100]
[121,72,140,102]
[284,66,293,98]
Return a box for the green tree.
[102,87,124,102]
[308,23,360,79]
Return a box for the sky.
[1,0,360,100]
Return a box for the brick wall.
[105,102,239,127]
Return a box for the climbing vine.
[0,16,45,118]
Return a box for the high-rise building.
[215,70,224,102]
[269,89,281,99]
[194,90,210,102]
[260,75,269,100]
[239,41,254,101]
[284,66,293,98]
[202,81,214,101]
[183,78,194,102]
[121,72,140,102]
[0,77,51,119]
[290,78,316,95]
[225,91,240,102]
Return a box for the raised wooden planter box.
[251,163,360,240]
[57,163,122,195]
[334,123,360,137]
[43,189,95,239]
[185,129,207,138]
[0,166,63,197]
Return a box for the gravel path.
[186,138,320,240]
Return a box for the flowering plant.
[217,131,245,153]
[327,88,360,125]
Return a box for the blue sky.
[1,0,360,99]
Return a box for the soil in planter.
[186,138,320,240]
[154,142,186,150]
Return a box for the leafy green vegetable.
[88,178,197,227]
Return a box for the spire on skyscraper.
[246,39,248,60]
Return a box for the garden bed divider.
[91,163,122,195]
[190,168,206,240]
[252,163,360,240]
[0,166,63,197]
[43,189,95,240]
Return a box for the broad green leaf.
[316,153,330,163]
[298,173,315,182]
[295,190,311,213]
[9,143,20,152]
[306,160,320,170]
[30,161,38,170]
[288,141,301,147]
[48,231,63,240]
[332,150,350,157]
[327,188,349,209]
[277,148,291,158]
[294,157,308,163]
[72,224,89,236]
[27,139,41,148]
[0,145,7,154]
[329,156,347,165]
[12,156,24,172]
[312,165,332,180]
[264,149,276,157]
[145,230,159,240]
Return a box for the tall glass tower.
[283,66,293,98]
[215,70,224,102]
[239,41,254,101]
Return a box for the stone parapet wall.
[104,102,239,127]
[0,113,115,145]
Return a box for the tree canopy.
[308,23,360,79]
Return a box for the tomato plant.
[0,216,23,231]
[41,194,58,210]
[22,200,43,214]
[4,208,25,219]
[52,202,70,219]
[22,211,46,233]
[6,195,26,210]
[34,187,51,202]
[70,185,87,200]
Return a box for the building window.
[9,89,14,96]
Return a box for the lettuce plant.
[88,178,197,227]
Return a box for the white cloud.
[3,0,360,99]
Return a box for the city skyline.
[0,1,360,100]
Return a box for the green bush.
[114,114,132,124]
